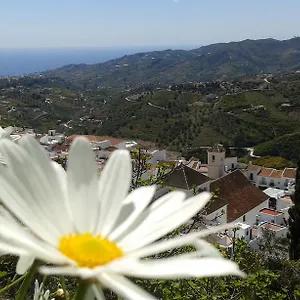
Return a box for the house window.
[256,215,259,225]
[242,215,246,222]
[212,155,215,162]
[271,220,274,224]
[284,179,289,186]
[250,173,254,181]
[246,230,249,236]
[232,163,234,169]
[261,178,267,185]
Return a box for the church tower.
[207,144,225,179]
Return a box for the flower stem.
[73,281,89,300]
[16,261,39,300]
[60,276,68,300]
[0,273,27,294]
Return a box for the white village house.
[246,163,296,190]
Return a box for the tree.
[288,160,300,260]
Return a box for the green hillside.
[254,132,300,162]
[43,37,300,88]
[1,73,300,155]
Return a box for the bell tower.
[207,144,225,179]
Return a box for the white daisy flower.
[0,126,20,164]
[0,136,243,299]
[33,280,50,300]
[0,126,13,139]
[0,126,30,274]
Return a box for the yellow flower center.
[59,233,123,268]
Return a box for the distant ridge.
[44,37,300,87]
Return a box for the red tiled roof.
[269,169,284,179]
[199,166,208,173]
[67,135,125,146]
[282,168,296,179]
[261,222,285,232]
[259,208,282,216]
[211,170,269,222]
[258,167,273,177]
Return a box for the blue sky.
[0,0,299,49]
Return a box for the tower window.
[212,155,215,162]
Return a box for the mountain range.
[44,37,300,87]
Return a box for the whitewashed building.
[246,165,296,190]
[209,170,269,226]
[257,208,286,227]
[155,164,212,200]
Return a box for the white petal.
[0,221,70,265]
[95,150,131,236]
[119,192,211,251]
[3,126,13,136]
[97,272,157,300]
[0,138,71,244]
[51,161,67,196]
[0,242,28,257]
[16,255,35,275]
[91,285,105,300]
[193,239,223,257]
[18,136,73,233]
[40,265,104,280]
[108,258,244,279]
[126,223,234,258]
[67,137,99,232]
[40,265,82,276]
[114,191,186,243]
[108,186,156,240]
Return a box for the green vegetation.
[252,156,295,169]
[288,161,300,260]
[136,239,300,300]
[1,67,300,157]
[254,132,300,162]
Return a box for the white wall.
[256,176,293,190]
[140,168,159,181]
[152,150,167,162]
[257,223,288,239]
[258,211,285,226]
[233,199,269,226]
[224,157,238,170]
[235,225,251,242]
[277,197,293,211]
[97,140,111,149]
[207,151,225,180]
[246,165,261,183]
[204,204,227,226]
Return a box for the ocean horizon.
[0,45,197,77]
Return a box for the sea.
[0,47,174,77]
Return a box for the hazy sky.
[0,0,299,49]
